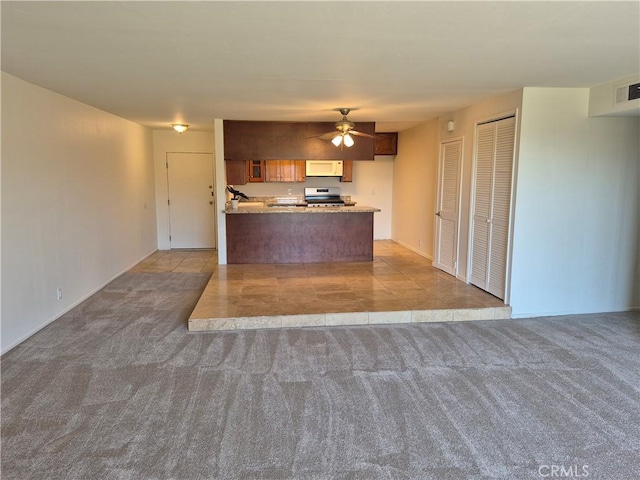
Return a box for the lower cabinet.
[226,211,374,263]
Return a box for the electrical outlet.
[287,188,292,195]
[56,288,63,301]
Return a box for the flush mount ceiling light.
[310,108,376,148]
[171,124,189,134]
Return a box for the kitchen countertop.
[224,204,381,214]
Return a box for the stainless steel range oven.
[304,187,345,207]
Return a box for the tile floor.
[131,249,218,274]
[132,240,510,331]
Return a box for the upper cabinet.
[224,121,376,161]
[225,160,247,185]
[246,160,265,182]
[340,160,353,183]
[226,160,306,185]
[265,160,306,182]
[375,132,398,155]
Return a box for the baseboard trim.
[510,306,640,319]
[391,240,433,262]
[1,248,158,356]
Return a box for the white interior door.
[167,152,216,249]
[470,117,515,299]
[486,119,516,298]
[434,139,462,276]
[470,124,495,291]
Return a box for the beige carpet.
[2,271,639,479]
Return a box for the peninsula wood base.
[226,212,374,263]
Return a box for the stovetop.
[304,187,345,207]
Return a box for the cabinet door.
[226,160,247,185]
[280,160,294,182]
[265,161,280,182]
[246,160,265,182]
[340,160,353,182]
[375,133,398,155]
[265,160,306,182]
[294,161,306,182]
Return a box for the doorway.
[166,152,216,249]
[434,138,462,276]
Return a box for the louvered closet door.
[470,116,515,300]
[434,139,462,275]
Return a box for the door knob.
[209,185,213,189]
[435,211,441,217]
[209,201,213,205]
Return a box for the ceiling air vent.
[615,82,640,104]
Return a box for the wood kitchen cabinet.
[265,160,306,182]
[340,160,353,182]
[375,132,398,155]
[225,160,247,185]
[226,211,375,263]
[224,121,375,161]
[228,160,305,184]
[246,160,265,182]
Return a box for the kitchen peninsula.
[225,204,380,263]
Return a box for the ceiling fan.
[312,108,376,148]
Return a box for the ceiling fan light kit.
[331,132,355,147]
[310,108,376,148]
[343,133,354,147]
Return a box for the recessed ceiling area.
[2,1,638,131]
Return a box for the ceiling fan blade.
[306,131,338,140]
[350,130,376,139]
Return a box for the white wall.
[214,120,227,264]
[152,130,215,249]
[438,90,523,281]
[1,73,157,353]
[350,157,393,240]
[589,74,640,117]
[511,87,640,317]
[391,120,439,259]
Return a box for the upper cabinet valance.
[223,120,375,161]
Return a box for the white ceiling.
[2,1,639,132]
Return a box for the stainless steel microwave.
[305,160,344,177]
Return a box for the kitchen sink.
[266,203,306,208]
